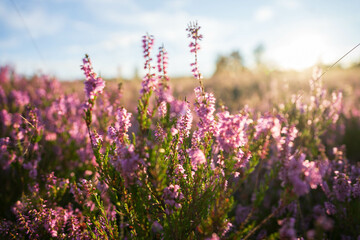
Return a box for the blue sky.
[0,0,360,80]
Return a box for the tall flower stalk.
[186,21,203,89]
[81,54,105,150]
[138,34,156,136]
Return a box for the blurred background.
[1,0,360,80]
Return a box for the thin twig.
[317,42,360,80]
[20,115,35,129]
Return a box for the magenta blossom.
[192,87,216,146]
[188,148,207,170]
[81,55,105,100]
[163,184,184,214]
[108,107,132,145]
[142,34,155,70]
[111,144,141,187]
[215,111,252,152]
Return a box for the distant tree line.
[213,43,266,76]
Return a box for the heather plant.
[0,64,119,238]
[1,23,360,239]
[74,23,359,239]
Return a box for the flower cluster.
[142,34,155,70]
[81,55,105,101]
[112,144,142,187]
[1,22,360,240]
[108,107,132,145]
[163,184,184,214]
[192,86,216,145]
[215,111,252,152]
[187,147,207,170]
[157,46,169,79]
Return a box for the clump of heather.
[1,22,360,239]
[0,58,119,238]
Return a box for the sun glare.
[270,31,331,70]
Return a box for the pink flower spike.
[81,55,105,100]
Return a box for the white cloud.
[254,7,274,22]
[98,32,141,51]
[0,4,65,38]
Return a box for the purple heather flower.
[116,107,132,131]
[163,184,184,214]
[329,91,343,124]
[186,22,203,80]
[324,201,337,215]
[333,171,352,202]
[0,109,11,127]
[176,101,193,143]
[156,87,174,104]
[192,87,216,145]
[278,217,296,240]
[139,34,157,96]
[320,180,331,198]
[222,221,233,237]
[187,148,207,170]
[140,73,158,95]
[23,156,40,179]
[169,99,187,118]
[171,127,178,136]
[108,126,117,141]
[142,34,155,70]
[90,131,103,148]
[280,153,322,196]
[157,46,168,74]
[10,90,30,107]
[174,164,187,180]
[235,149,251,169]
[158,101,167,118]
[156,46,170,96]
[215,111,252,152]
[254,115,274,139]
[276,125,298,163]
[45,172,58,194]
[81,55,105,100]
[108,107,132,145]
[154,124,166,143]
[302,160,322,189]
[112,144,141,187]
